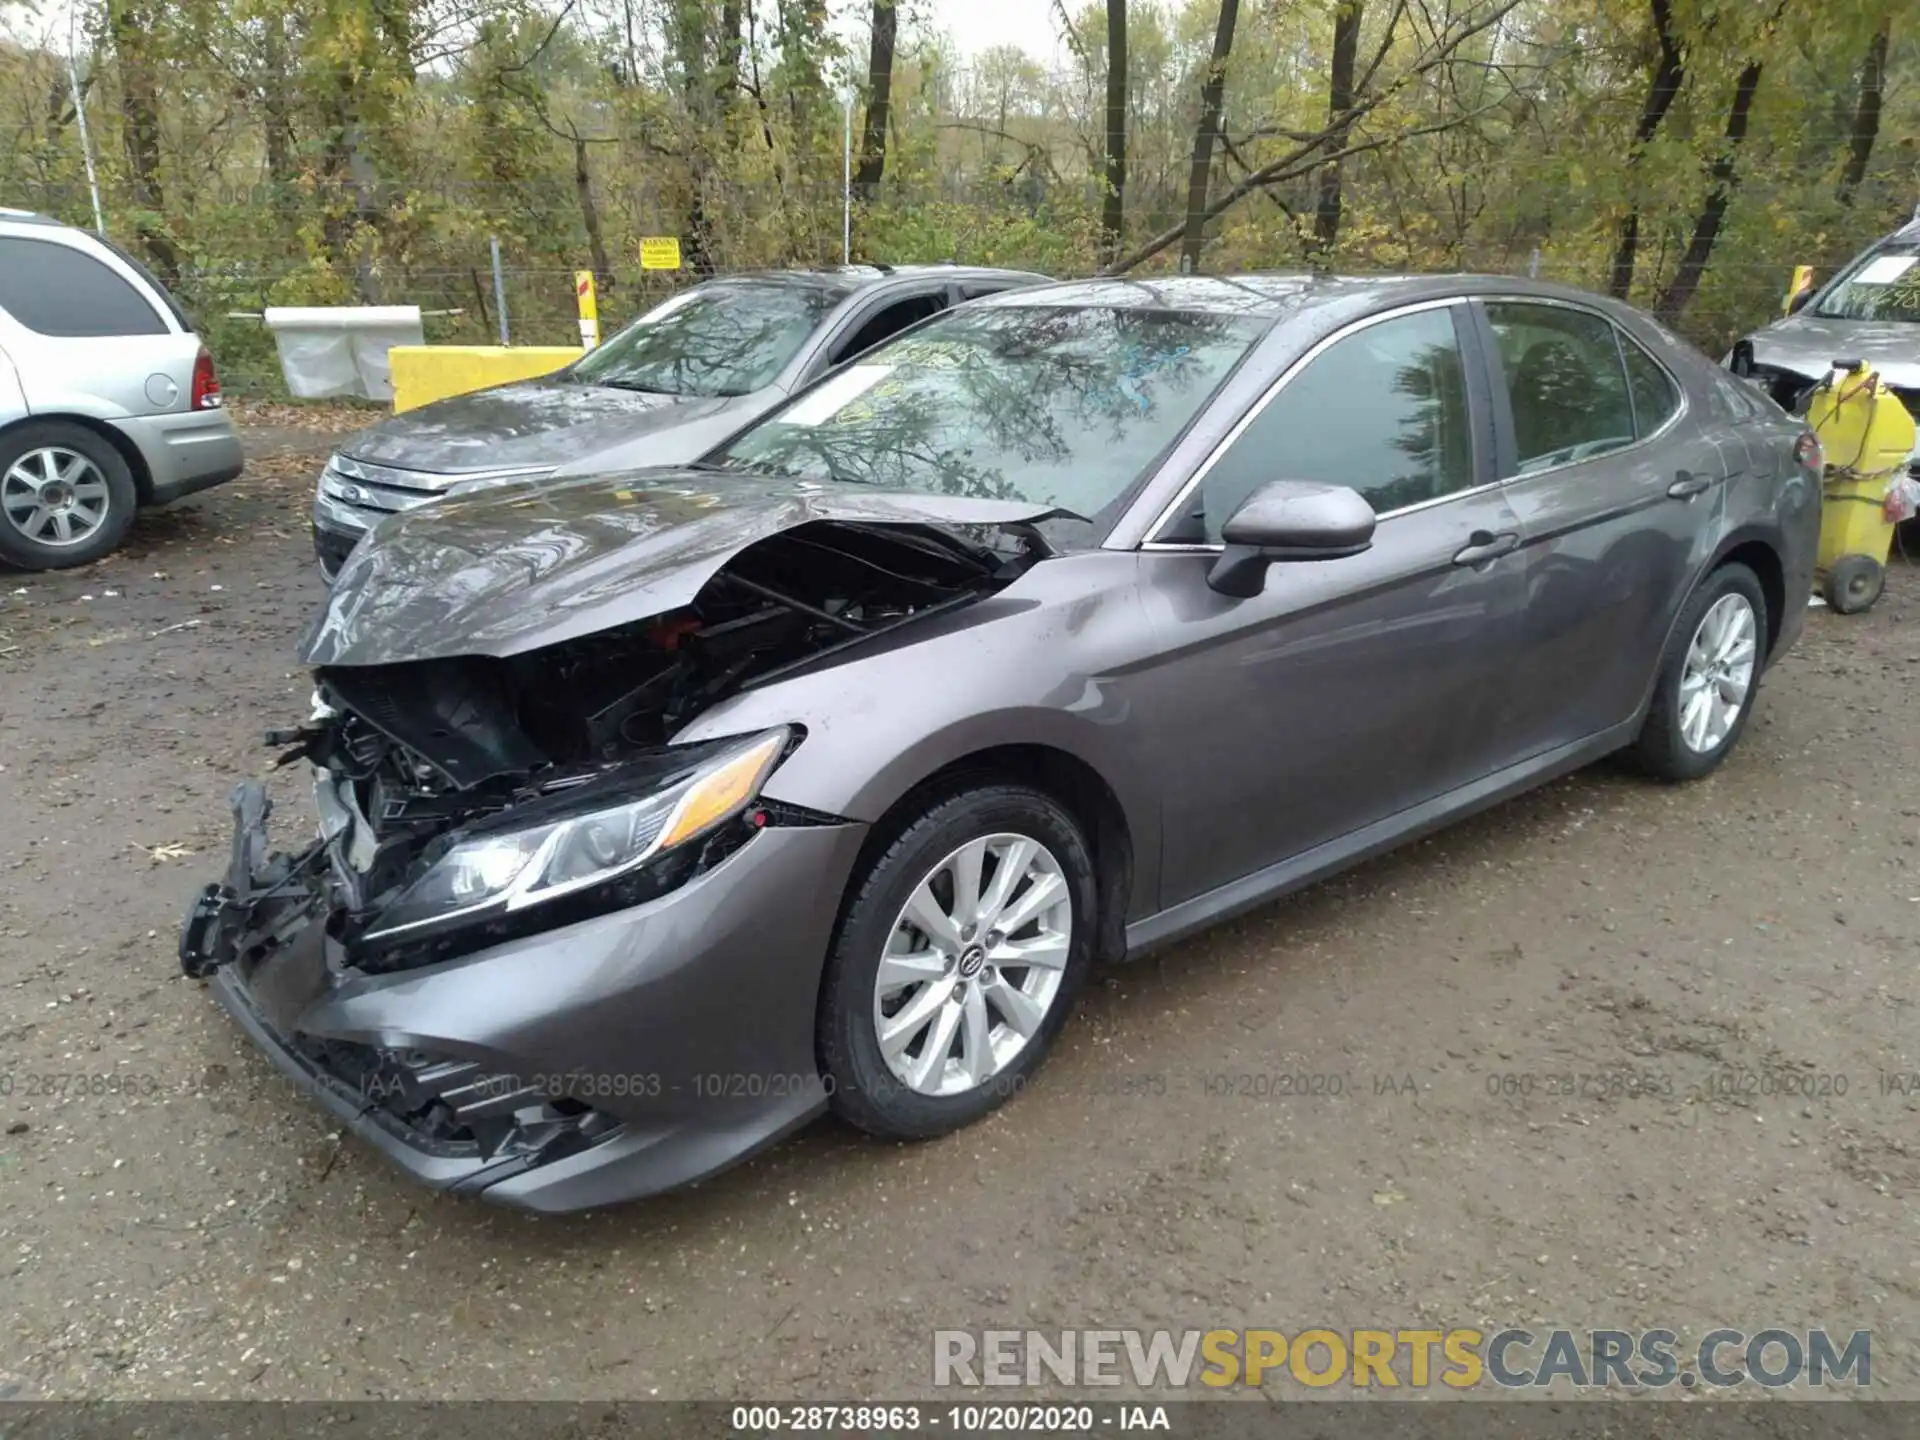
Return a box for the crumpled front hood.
[1745,313,1920,389]
[338,379,747,474]
[302,470,1064,666]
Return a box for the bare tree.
[853,0,897,198]
[1608,0,1685,299]
[1177,0,1240,273]
[1104,0,1517,275]
[106,0,178,281]
[1310,0,1364,262]
[1101,0,1127,264]
[1837,14,1891,206]
[1655,55,1766,323]
[498,2,620,286]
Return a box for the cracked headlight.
[365,729,789,939]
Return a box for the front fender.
[672,550,1164,906]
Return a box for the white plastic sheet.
[263,305,425,401]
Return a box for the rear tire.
[1630,562,1767,782]
[819,783,1096,1141]
[0,421,138,571]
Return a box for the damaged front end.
[183,514,1038,978]
[175,510,1045,1201]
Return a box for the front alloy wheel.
[873,833,1073,1097]
[820,783,1096,1140]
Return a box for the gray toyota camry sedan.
[181,275,1820,1211]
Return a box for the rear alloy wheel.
[0,423,137,570]
[820,785,1095,1139]
[1631,562,1766,781]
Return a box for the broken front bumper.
[181,783,868,1211]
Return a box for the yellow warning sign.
[640,237,683,271]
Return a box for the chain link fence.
[7,167,1881,399]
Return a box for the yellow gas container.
[1804,361,1916,613]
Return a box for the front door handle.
[1453,530,1520,566]
[1668,472,1713,500]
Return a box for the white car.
[0,209,242,569]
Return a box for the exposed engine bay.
[180,519,1044,979]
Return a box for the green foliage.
[0,0,1910,393]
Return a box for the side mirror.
[1206,480,1376,598]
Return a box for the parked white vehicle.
[0,209,243,569]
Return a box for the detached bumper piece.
[178,780,325,979]
[180,777,629,1198]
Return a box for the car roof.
[717,264,1049,300]
[970,272,1641,320]
[0,209,71,230]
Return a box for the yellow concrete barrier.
[389,345,584,413]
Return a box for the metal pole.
[489,235,510,345]
[66,41,105,234]
[842,93,853,265]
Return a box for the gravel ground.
[1,423,1917,1401]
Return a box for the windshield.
[709,305,1267,514]
[571,280,844,397]
[1812,246,1920,323]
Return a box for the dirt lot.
[1,420,1917,1401]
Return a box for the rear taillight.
[191,348,222,410]
[1793,430,1822,475]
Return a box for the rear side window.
[92,234,192,330]
[1486,302,1635,474]
[1620,335,1682,436]
[829,293,946,365]
[0,237,168,337]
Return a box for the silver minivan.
[1729,211,1920,437]
[0,209,243,569]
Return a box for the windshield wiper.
[701,456,789,479]
[594,379,684,396]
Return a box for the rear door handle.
[1453,530,1519,566]
[1668,472,1713,500]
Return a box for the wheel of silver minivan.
[0,422,138,571]
[819,783,1096,1140]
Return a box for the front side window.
[1486,302,1636,474]
[0,238,168,337]
[711,305,1267,517]
[1812,245,1920,323]
[1173,306,1474,541]
[570,280,845,398]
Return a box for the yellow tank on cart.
[1804,362,1916,613]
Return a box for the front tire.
[0,422,138,571]
[819,784,1096,1141]
[1630,562,1767,782]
